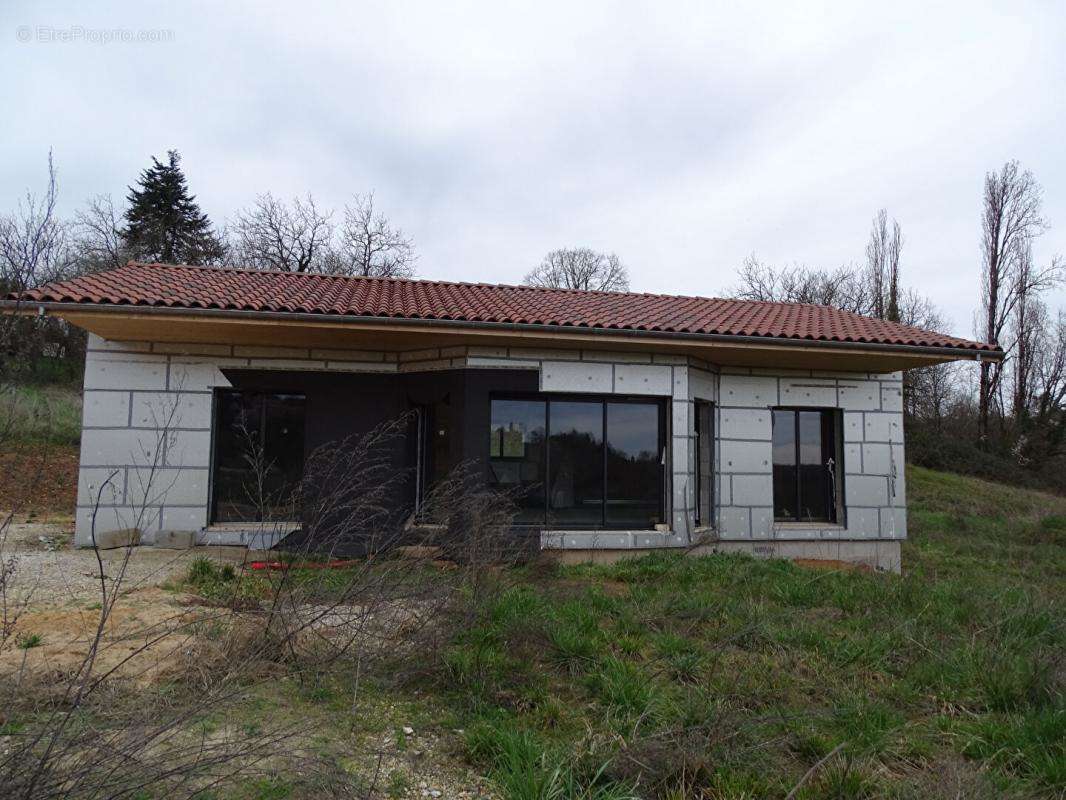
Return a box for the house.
[7,262,1001,571]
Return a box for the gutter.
[3,299,1004,361]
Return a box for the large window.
[695,401,714,527]
[211,391,306,523]
[489,396,664,529]
[772,408,841,523]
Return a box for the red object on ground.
[248,559,358,571]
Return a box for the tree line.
[0,149,631,377]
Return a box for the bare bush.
[0,411,521,798]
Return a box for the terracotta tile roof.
[11,261,999,353]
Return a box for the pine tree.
[122,150,224,265]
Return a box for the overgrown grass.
[171,466,1065,798]
[417,466,1065,798]
[0,381,81,445]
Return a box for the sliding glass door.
[489,396,663,529]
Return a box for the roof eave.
[0,299,1004,363]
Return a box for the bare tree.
[335,192,416,278]
[977,160,1061,442]
[732,255,871,313]
[73,194,127,273]
[865,209,903,321]
[230,192,333,273]
[524,247,630,292]
[0,151,74,295]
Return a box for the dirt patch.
[3,587,211,684]
[0,442,78,519]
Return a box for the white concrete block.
[779,379,837,406]
[671,367,688,400]
[880,384,903,413]
[843,442,862,474]
[719,375,777,407]
[718,475,731,507]
[81,428,167,466]
[731,474,773,506]
[672,473,694,511]
[614,364,672,395]
[837,381,881,411]
[82,391,130,427]
[164,430,213,468]
[845,507,881,538]
[672,436,692,477]
[843,411,864,442]
[541,361,613,393]
[750,507,773,538]
[879,507,907,539]
[84,359,167,391]
[719,408,771,440]
[126,467,210,506]
[719,507,751,538]
[672,400,691,436]
[864,412,903,443]
[167,359,247,391]
[688,367,716,402]
[77,467,125,507]
[720,439,772,473]
[846,475,889,507]
[75,505,161,546]
[861,443,892,476]
[160,505,209,532]
[131,392,212,429]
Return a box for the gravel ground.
[2,521,258,608]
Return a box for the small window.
[695,401,714,527]
[772,408,841,523]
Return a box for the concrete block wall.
[75,333,404,545]
[75,335,705,547]
[716,367,906,543]
[75,334,906,558]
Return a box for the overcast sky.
[2,1,1064,339]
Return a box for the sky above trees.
[1,0,1063,338]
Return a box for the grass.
[0,381,81,446]
[168,465,1066,798]
[412,465,1065,798]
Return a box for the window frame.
[209,387,308,524]
[771,407,844,524]
[487,392,666,530]
[694,400,715,528]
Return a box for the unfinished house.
[7,262,1002,571]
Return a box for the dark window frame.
[771,407,844,524]
[487,392,666,530]
[694,400,715,528]
[209,387,308,524]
